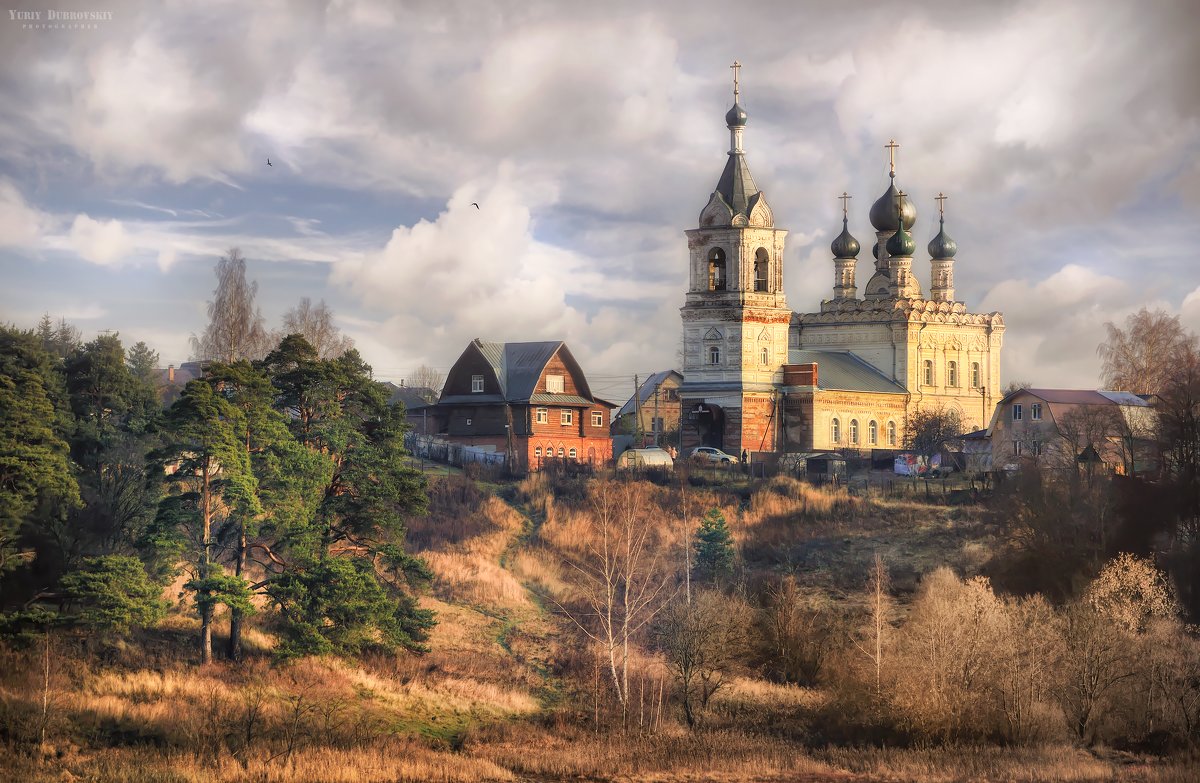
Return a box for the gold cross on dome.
[838,191,852,217]
[935,192,948,217]
[730,60,741,100]
[885,139,899,176]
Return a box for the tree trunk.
[228,429,251,662]
[200,459,213,665]
[228,518,246,661]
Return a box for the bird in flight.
[266,158,273,167]
[470,202,479,209]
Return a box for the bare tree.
[1051,601,1137,744]
[282,297,354,359]
[852,553,895,702]
[551,480,675,729]
[405,364,444,400]
[191,248,273,363]
[1098,308,1196,396]
[760,575,845,686]
[656,589,752,727]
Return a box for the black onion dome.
[869,181,917,232]
[886,224,916,257]
[830,218,860,258]
[725,102,748,127]
[927,218,957,259]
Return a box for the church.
[678,65,1005,457]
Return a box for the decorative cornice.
[794,297,1003,327]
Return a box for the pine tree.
[693,508,735,585]
[151,379,261,663]
[0,327,80,575]
[261,337,433,658]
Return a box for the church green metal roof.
[786,350,908,395]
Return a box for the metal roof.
[786,350,908,395]
[1014,388,1151,407]
[457,339,600,405]
[715,153,762,218]
[528,393,597,406]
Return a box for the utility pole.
[633,374,642,447]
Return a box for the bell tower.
[678,62,791,455]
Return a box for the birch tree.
[554,480,674,729]
[191,248,273,363]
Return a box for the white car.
[687,446,739,464]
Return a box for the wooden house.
[432,339,615,471]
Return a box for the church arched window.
[947,361,958,388]
[887,421,896,445]
[708,346,721,365]
[971,362,981,389]
[923,360,933,387]
[708,248,727,291]
[868,420,878,446]
[760,347,769,365]
[849,419,859,444]
[754,248,769,292]
[557,447,565,458]
[831,418,840,443]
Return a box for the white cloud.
[68,214,133,266]
[0,179,53,248]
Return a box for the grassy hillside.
[1,471,1197,782]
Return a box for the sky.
[1,0,1198,404]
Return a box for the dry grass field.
[2,472,1196,782]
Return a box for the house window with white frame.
[831,418,840,443]
[471,374,484,393]
[569,448,577,459]
[849,419,859,444]
[887,421,896,445]
[1012,403,1023,421]
[1013,440,1023,456]
[591,411,603,427]
[971,362,981,389]
[536,407,548,424]
[546,374,564,394]
[947,361,958,387]
[868,420,878,446]
[1031,403,1042,421]
[561,410,573,426]
[760,347,769,365]
[534,446,542,458]
[557,447,564,457]
[923,360,933,386]
[709,346,721,365]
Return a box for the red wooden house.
[433,339,615,471]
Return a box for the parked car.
[686,446,739,464]
[616,447,675,469]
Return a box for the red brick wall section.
[740,394,778,453]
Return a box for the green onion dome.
[830,217,860,258]
[927,216,957,259]
[885,216,916,257]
